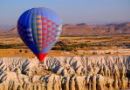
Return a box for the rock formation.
[0,56,129,90]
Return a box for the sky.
[0,0,130,26]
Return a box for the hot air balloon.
[17,7,62,62]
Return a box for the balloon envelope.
[17,7,62,62]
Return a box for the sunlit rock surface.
[0,56,130,90]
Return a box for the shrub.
[19,50,22,53]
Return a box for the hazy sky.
[0,0,130,26]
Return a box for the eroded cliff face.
[0,56,130,90]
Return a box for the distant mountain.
[1,22,130,37]
[8,27,18,34]
[62,22,130,36]
[0,27,18,37]
[5,27,18,37]
[0,25,14,31]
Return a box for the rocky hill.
[62,22,130,36]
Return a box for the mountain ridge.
[0,22,130,37]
